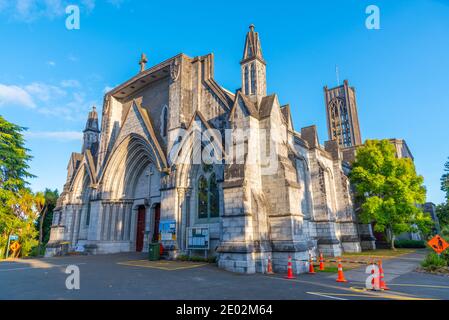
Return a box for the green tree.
[441,157,449,201]
[0,115,38,258]
[437,203,449,229]
[37,189,59,253]
[350,139,431,249]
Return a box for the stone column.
[103,203,111,241]
[129,207,138,251]
[177,188,187,251]
[110,203,117,241]
[124,203,131,241]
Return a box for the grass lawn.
[313,248,423,273]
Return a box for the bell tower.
[324,80,362,148]
[82,106,100,155]
[240,24,266,102]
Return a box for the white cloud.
[0,84,36,108]
[25,82,66,102]
[0,0,124,22]
[25,130,83,141]
[61,79,81,88]
[0,81,98,122]
[107,0,125,8]
[103,85,115,93]
[47,61,56,67]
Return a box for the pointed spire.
[241,24,265,64]
[84,106,100,133]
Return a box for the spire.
[84,106,100,133]
[82,106,100,155]
[241,24,265,64]
[240,24,267,99]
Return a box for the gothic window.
[198,175,208,219]
[329,98,351,147]
[197,172,220,219]
[296,159,310,216]
[209,174,219,218]
[244,66,249,95]
[161,105,168,138]
[250,63,257,94]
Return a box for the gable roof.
[117,100,168,169]
[258,94,277,119]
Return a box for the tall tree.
[0,115,37,258]
[441,157,449,202]
[37,189,59,252]
[350,139,431,249]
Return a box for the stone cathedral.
[46,25,376,274]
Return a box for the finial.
[249,24,255,32]
[139,53,148,73]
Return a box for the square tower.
[324,80,362,148]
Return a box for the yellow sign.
[428,235,449,255]
[10,241,21,252]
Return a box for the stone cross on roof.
[139,53,148,73]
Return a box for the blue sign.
[9,235,18,241]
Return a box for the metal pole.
[6,236,11,259]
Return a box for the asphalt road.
[1,252,448,300]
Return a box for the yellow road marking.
[352,281,449,289]
[265,275,436,300]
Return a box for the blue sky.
[0,0,448,204]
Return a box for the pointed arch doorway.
[136,206,146,252]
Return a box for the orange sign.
[428,235,449,255]
[10,241,21,252]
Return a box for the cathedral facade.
[46,26,375,274]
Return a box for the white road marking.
[306,292,348,300]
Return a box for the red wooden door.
[136,206,146,252]
[153,204,161,242]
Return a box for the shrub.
[394,239,426,248]
[176,255,216,263]
[421,252,447,271]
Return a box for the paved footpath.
[334,249,428,283]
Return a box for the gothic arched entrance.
[136,206,146,252]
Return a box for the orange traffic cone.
[284,256,296,279]
[336,258,347,283]
[308,253,316,274]
[378,260,390,290]
[319,252,325,271]
[267,255,274,275]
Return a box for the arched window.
[209,173,219,218]
[329,98,351,147]
[250,63,257,94]
[198,176,208,219]
[161,105,168,138]
[244,66,249,95]
[296,159,310,217]
[197,173,220,219]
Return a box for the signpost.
[159,220,177,241]
[6,235,19,259]
[187,227,210,258]
[428,235,449,256]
